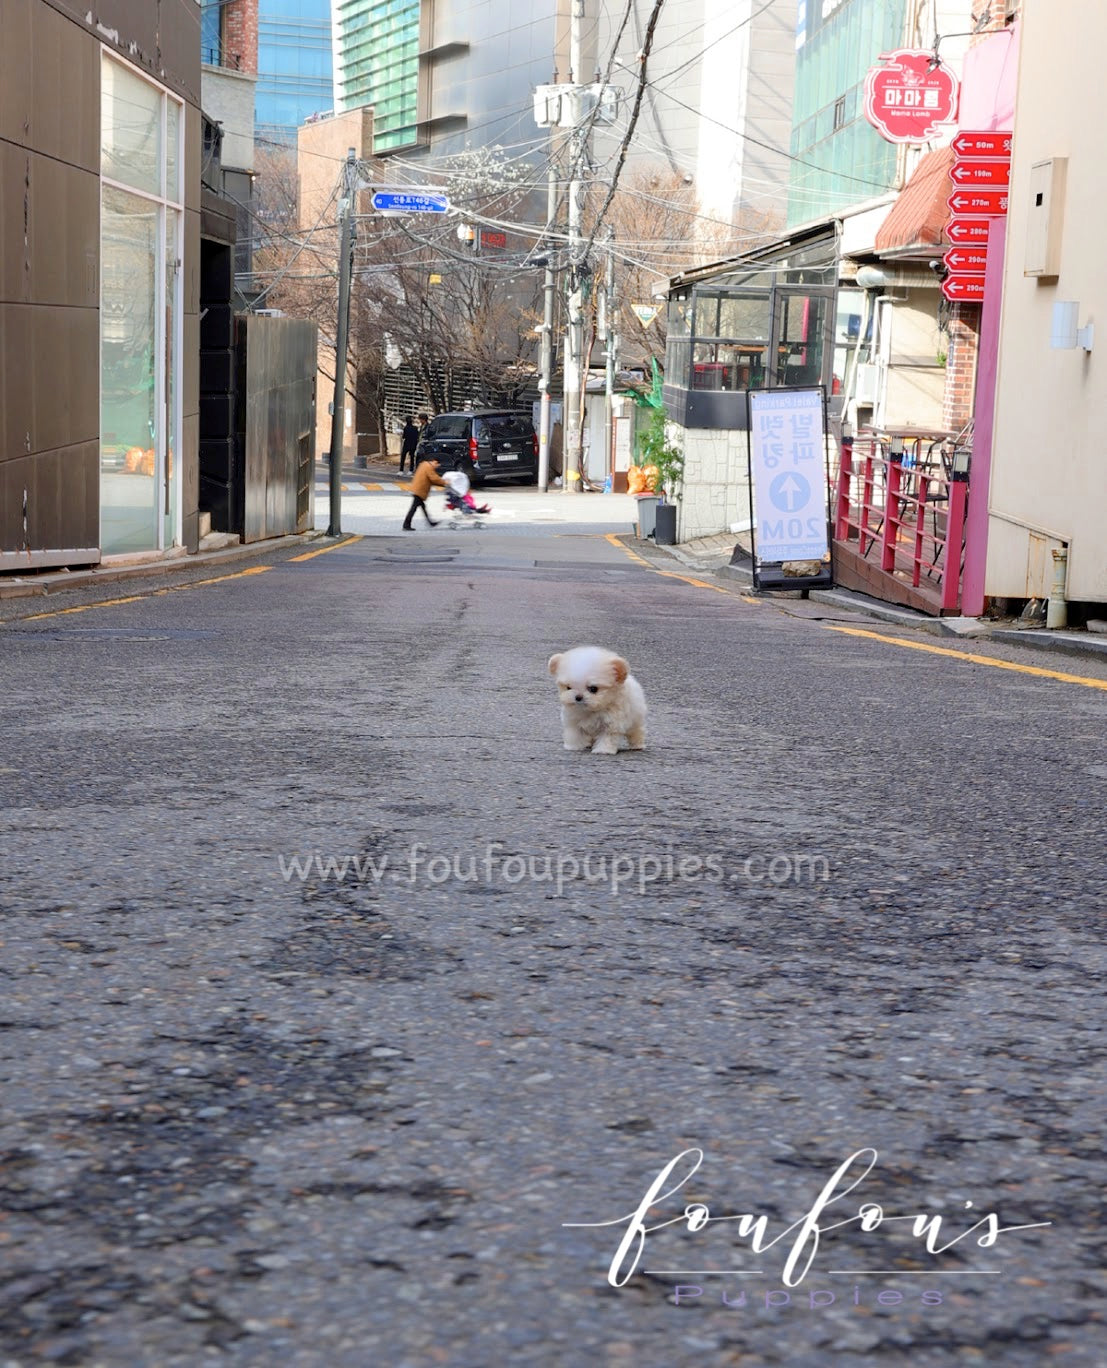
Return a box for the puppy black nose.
[574,693,583,702]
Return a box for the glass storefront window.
[718,295,770,343]
[100,55,183,556]
[665,233,837,411]
[667,295,691,337]
[774,293,829,389]
[166,100,180,202]
[102,59,161,197]
[101,185,159,553]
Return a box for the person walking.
[402,455,446,530]
[399,415,420,474]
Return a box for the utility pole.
[537,148,558,492]
[562,0,586,494]
[327,148,357,537]
[603,225,616,491]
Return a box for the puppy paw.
[590,736,619,755]
[626,726,647,750]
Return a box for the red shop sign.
[943,247,989,275]
[947,217,994,245]
[950,159,1011,188]
[951,130,1012,159]
[941,274,987,303]
[864,49,959,144]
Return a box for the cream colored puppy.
[547,645,647,754]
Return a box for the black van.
[415,410,538,486]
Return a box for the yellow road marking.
[15,565,271,622]
[21,595,148,620]
[826,624,1107,692]
[604,532,747,598]
[290,536,361,562]
[605,533,650,565]
[655,570,730,594]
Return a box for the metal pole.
[562,0,585,494]
[603,226,616,491]
[327,148,356,537]
[537,151,558,492]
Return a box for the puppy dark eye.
[587,685,599,694]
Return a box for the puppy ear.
[610,657,629,685]
[547,653,563,676]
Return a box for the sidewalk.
[0,529,331,603]
[646,532,1107,666]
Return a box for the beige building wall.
[297,108,373,230]
[986,0,1106,603]
[297,110,373,464]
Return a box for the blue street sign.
[371,190,450,215]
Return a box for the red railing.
[834,429,969,614]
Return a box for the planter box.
[635,494,660,539]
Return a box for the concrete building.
[984,0,1105,608]
[1,0,203,569]
[332,0,558,158]
[201,0,258,285]
[592,0,797,231]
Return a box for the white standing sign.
[748,389,828,563]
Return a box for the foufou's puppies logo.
[564,1148,1051,1288]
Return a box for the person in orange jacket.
[402,456,447,530]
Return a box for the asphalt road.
[0,505,1104,1367]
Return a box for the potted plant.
[638,407,684,500]
[636,408,684,543]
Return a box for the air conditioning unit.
[855,362,882,405]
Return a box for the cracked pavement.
[0,526,1104,1366]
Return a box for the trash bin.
[654,502,677,545]
[635,494,660,539]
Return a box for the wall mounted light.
[1050,300,1094,352]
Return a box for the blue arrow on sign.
[371,190,450,214]
[769,471,810,513]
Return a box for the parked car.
[415,410,538,486]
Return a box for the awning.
[873,147,955,257]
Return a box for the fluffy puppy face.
[547,646,629,714]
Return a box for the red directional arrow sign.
[950,159,1011,187]
[947,217,994,245]
[947,190,1009,216]
[951,130,1012,159]
[942,274,986,303]
[944,247,988,274]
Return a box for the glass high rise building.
[789,0,908,225]
[256,0,334,141]
[332,0,421,152]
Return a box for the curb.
[650,541,1107,664]
[0,530,332,602]
[990,627,1107,664]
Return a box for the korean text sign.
[749,389,828,563]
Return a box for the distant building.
[201,0,259,289]
[789,0,908,227]
[257,0,334,142]
[331,0,421,153]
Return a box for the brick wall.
[222,0,258,76]
[973,2,1018,34]
[942,303,980,433]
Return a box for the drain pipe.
[1046,546,1068,629]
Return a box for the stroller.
[442,470,491,529]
